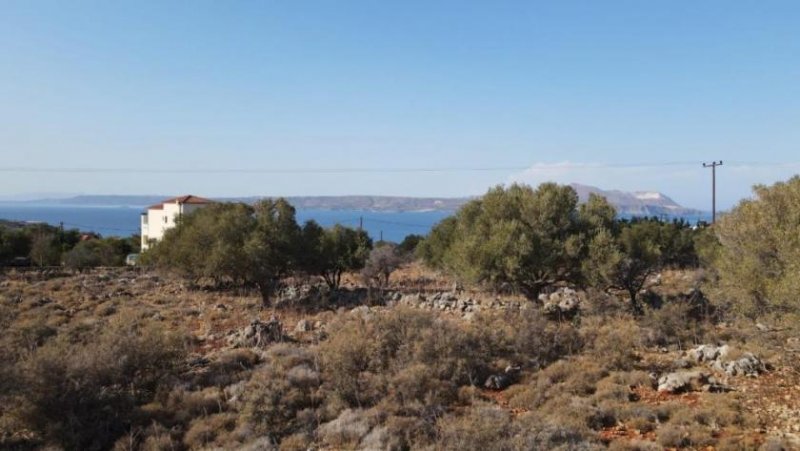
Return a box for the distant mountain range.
[1,185,707,218]
[569,184,707,218]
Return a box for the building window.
[163,216,168,224]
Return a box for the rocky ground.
[1,265,799,450]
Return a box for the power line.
[0,166,528,174]
[1,160,798,175]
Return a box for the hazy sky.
[2,1,799,209]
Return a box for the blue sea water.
[0,205,452,242]
[0,205,712,242]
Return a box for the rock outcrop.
[657,370,731,393]
[226,317,283,348]
[484,365,521,390]
[657,370,711,393]
[540,288,581,319]
[688,344,767,377]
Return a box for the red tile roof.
[146,195,213,210]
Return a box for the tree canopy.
[711,176,800,315]
[422,183,614,299]
[144,199,373,304]
[418,183,704,304]
[301,222,372,290]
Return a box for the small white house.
[140,195,213,251]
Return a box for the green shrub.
[64,239,119,269]
[711,176,800,315]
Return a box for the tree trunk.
[628,288,643,315]
[258,283,272,308]
[520,282,544,301]
[323,270,342,291]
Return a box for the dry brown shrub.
[581,316,642,371]
[607,439,663,451]
[12,316,185,450]
[657,424,690,448]
[165,387,227,424]
[383,415,434,450]
[508,412,601,450]
[473,308,583,369]
[507,357,608,411]
[641,301,709,349]
[279,432,313,451]
[436,404,512,451]
[317,408,379,449]
[239,343,322,442]
[318,308,494,412]
[183,412,238,449]
[216,348,260,370]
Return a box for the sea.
[0,205,452,243]
[0,205,712,243]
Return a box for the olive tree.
[299,222,372,290]
[143,202,255,284]
[417,216,457,269]
[442,183,588,299]
[64,240,117,270]
[144,199,301,306]
[584,221,663,313]
[243,199,301,306]
[0,227,32,265]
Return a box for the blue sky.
[1,1,799,209]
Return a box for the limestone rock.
[657,370,711,393]
[687,344,767,377]
[294,319,312,333]
[227,317,283,348]
[541,287,581,319]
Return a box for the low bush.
[581,317,642,371]
[436,405,512,451]
[317,408,379,449]
[509,412,601,450]
[506,357,609,411]
[183,412,238,449]
[12,318,185,450]
[319,308,496,412]
[238,344,322,442]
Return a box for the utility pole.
[702,161,723,224]
[359,216,363,231]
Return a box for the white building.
[140,195,213,251]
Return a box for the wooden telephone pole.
[702,161,723,224]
